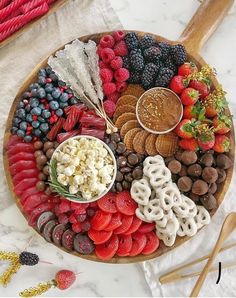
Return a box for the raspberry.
[107,91,120,103]
[114,68,130,82]
[101,48,115,63]
[116,81,127,93]
[59,199,71,213]
[103,82,116,96]
[96,45,103,57]
[100,35,115,48]
[100,68,113,83]
[113,30,125,42]
[99,61,108,69]
[103,100,116,117]
[58,213,69,224]
[72,222,82,233]
[110,56,123,70]
[69,214,77,224]
[114,40,128,56]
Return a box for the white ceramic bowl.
[50,135,117,203]
[136,87,183,134]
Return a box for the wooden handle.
[178,0,234,53]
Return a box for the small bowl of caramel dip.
[136,87,183,134]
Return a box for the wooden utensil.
[190,213,236,297]
[2,0,235,264]
[160,242,236,284]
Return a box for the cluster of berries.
[97,31,130,117]
[172,63,232,152]
[122,32,187,90]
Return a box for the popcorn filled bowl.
[49,136,117,203]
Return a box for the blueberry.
[29,83,39,91]
[37,88,46,99]
[49,73,58,82]
[29,98,39,108]
[46,66,53,75]
[32,120,40,128]
[47,94,53,101]
[16,108,26,119]
[31,89,38,97]
[69,97,78,105]
[45,84,53,93]
[25,104,31,113]
[40,123,49,133]
[24,135,32,142]
[58,80,66,87]
[34,129,42,137]
[17,101,24,108]
[38,76,46,85]
[19,121,27,131]
[17,129,25,137]
[59,102,68,108]
[23,92,31,99]
[59,93,68,102]
[49,100,59,110]
[38,69,47,77]
[39,103,45,110]
[52,89,61,99]
[38,116,46,123]
[31,107,41,116]
[65,88,73,94]
[26,114,33,122]
[42,109,51,119]
[56,108,63,117]
[11,127,18,134]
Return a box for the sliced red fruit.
[9,152,35,165]
[113,215,133,234]
[23,193,49,213]
[12,169,39,185]
[7,143,34,156]
[138,222,155,233]
[142,231,160,255]
[115,191,137,215]
[9,160,36,176]
[116,234,132,257]
[6,135,23,149]
[70,202,89,215]
[124,216,142,235]
[129,232,147,257]
[97,192,117,213]
[88,229,113,244]
[28,202,56,227]
[95,234,119,260]
[104,213,122,231]
[91,210,112,231]
[14,178,38,196]
[19,187,39,204]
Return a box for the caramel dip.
[136,87,183,134]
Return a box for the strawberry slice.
[6,135,23,149]
[104,213,122,231]
[9,152,35,165]
[14,178,38,196]
[142,231,160,255]
[129,232,147,257]
[95,234,119,260]
[113,215,133,234]
[138,223,155,233]
[116,234,132,257]
[19,187,40,204]
[91,210,112,231]
[124,216,142,235]
[9,161,36,176]
[97,192,117,214]
[12,169,39,186]
[88,229,112,244]
[23,193,49,213]
[115,191,137,215]
[7,143,34,156]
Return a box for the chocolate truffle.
[192,180,208,195]
[168,159,182,174]
[189,192,200,203]
[202,167,218,183]
[175,149,184,161]
[177,176,193,192]
[216,168,226,184]
[165,156,175,165]
[199,153,214,167]
[216,154,232,169]
[181,151,198,165]
[178,165,187,177]
[208,182,217,194]
[187,164,202,177]
[200,193,217,210]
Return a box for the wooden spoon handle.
[178,0,234,54]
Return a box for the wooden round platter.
[2,0,235,263]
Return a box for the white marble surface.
[1,0,236,297]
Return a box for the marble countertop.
[1,0,236,297]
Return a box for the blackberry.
[158,42,171,59]
[139,34,155,50]
[122,56,130,69]
[164,56,178,73]
[129,50,144,71]
[143,46,161,62]
[19,251,39,266]
[155,67,174,87]
[171,44,187,66]
[128,71,142,84]
[141,63,159,90]
[124,32,139,50]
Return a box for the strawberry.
[169,75,187,94]
[213,135,230,153]
[213,114,232,134]
[203,88,228,118]
[178,62,198,77]
[183,105,198,120]
[179,138,198,151]
[180,87,199,105]
[197,131,215,151]
[175,119,196,139]
[189,80,210,99]
[55,270,76,290]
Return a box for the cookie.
[116,95,138,108]
[62,229,75,251]
[113,104,136,122]
[52,223,68,246]
[115,112,137,129]
[42,219,58,243]
[133,130,150,154]
[120,120,141,140]
[124,128,142,150]
[121,84,145,99]
[155,132,178,157]
[145,134,159,156]
[36,211,56,232]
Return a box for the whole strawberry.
[178,62,198,77]
[55,270,76,290]
[175,119,196,139]
[179,138,198,151]
[213,135,230,153]
[189,80,210,99]
[197,131,215,151]
[213,114,232,134]
[169,75,187,94]
[181,87,199,105]
[203,87,228,118]
[183,105,198,120]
